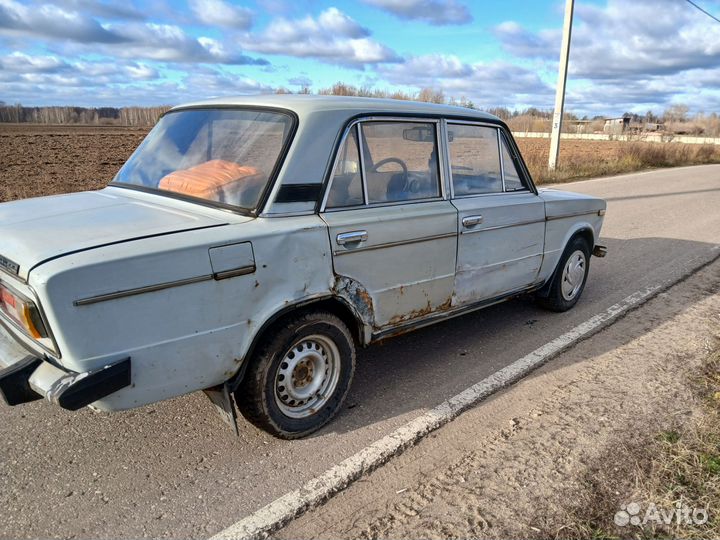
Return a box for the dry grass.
[553,347,720,540]
[520,140,720,185]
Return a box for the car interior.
[326,122,441,208]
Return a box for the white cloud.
[363,0,472,25]
[0,52,158,80]
[492,0,720,114]
[182,66,273,95]
[0,51,69,72]
[288,75,312,87]
[51,0,146,21]
[493,21,558,59]
[0,0,126,42]
[241,7,400,67]
[0,57,272,106]
[0,0,267,65]
[377,54,553,108]
[188,0,253,30]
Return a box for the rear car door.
[447,123,545,305]
[321,119,457,329]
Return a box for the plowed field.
[1,123,714,202]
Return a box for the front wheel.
[537,236,591,312]
[236,311,355,439]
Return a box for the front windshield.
[113,108,294,211]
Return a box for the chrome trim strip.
[73,275,213,306]
[440,119,453,200]
[259,210,317,218]
[498,127,507,192]
[323,196,445,213]
[321,120,360,212]
[333,231,456,256]
[213,265,256,280]
[357,124,369,205]
[460,218,546,234]
[452,189,531,200]
[546,210,602,221]
[434,119,449,200]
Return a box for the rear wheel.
[537,236,591,312]
[236,311,355,439]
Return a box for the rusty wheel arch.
[226,294,368,392]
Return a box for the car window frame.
[498,130,531,193]
[110,105,299,218]
[445,120,536,199]
[321,116,447,212]
[445,121,504,198]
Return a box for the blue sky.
[1,0,719,115]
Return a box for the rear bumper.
[0,324,131,410]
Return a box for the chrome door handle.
[462,215,484,227]
[336,230,368,245]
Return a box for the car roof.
[172,94,501,123]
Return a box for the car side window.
[326,126,364,209]
[447,124,502,196]
[360,122,441,204]
[500,134,526,192]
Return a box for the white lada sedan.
[0,95,606,438]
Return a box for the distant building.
[644,122,665,132]
[603,117,630,134]
[567,119,592,133]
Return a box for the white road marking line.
[211,284,671,540]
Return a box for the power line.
[684,0,720,24]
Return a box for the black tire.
[236,311,355,439]
[537,236,591,312]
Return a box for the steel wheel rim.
[561,250,587,301]
[274,334,341,419]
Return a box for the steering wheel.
[372,157,410,199]
[371,157,408,175]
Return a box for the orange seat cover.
[158,160,263,201]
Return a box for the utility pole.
[548,0,575,171]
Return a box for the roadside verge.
[212,249,720,540]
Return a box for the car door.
[447,122,545,305]
[321,119,457,328]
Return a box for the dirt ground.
[275,258,720,539]
[0,124,147,202]
[0,123,640,203]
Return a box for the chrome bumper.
[0,324,131,410]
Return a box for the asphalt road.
[1,165,719,539]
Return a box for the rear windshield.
[113,109,294,211]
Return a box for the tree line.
[2,85,717,135]
[0,104,170,126]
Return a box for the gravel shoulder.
[276,258,720,539]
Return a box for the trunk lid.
[0,188,231,281]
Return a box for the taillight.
[0,282,48,340]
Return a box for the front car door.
[321,118,457,329]
[447,122,545,305]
